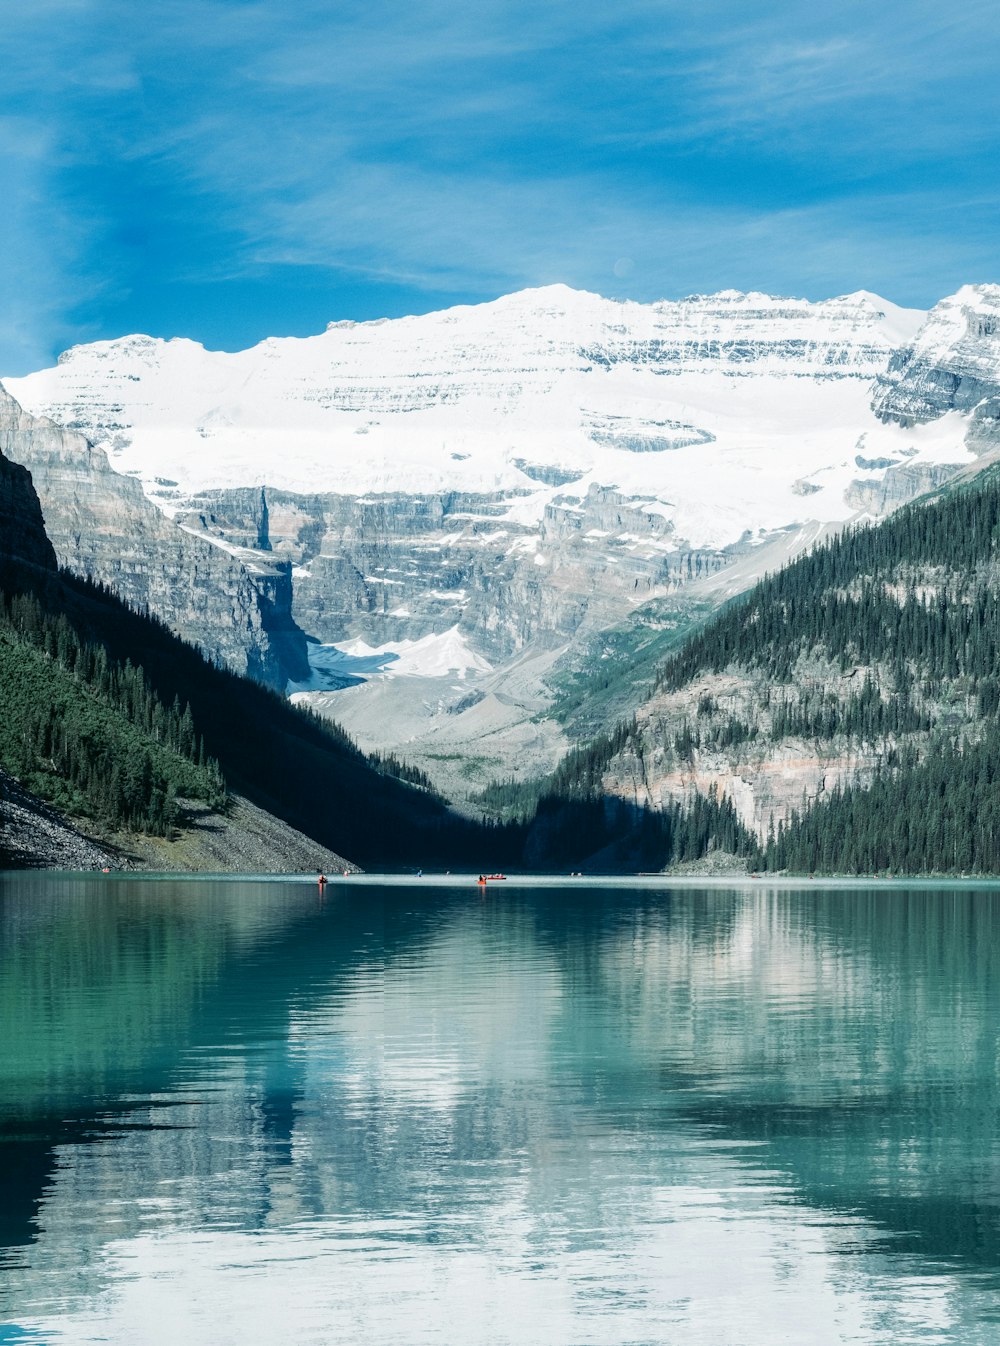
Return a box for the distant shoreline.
[6,870,1000,888]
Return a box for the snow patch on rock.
[288,626,492,694]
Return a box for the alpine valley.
[4,280,1000,871]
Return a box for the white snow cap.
[5,283,967,552]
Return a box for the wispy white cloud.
[0,113,107,369]
[237,157,998,309]
[1,0,999,369]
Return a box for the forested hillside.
[657,468,1000,700]
[0,590,225,835]
[603,467,1000,872]
[15,439,1000,873]
[0,555,483,866]
[760,727,1000,873]
[478,467,1000,874]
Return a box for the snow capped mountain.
[873,284,1000,445]
[4,282,994,797]
[4,285,940,552]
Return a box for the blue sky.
[1,0,999,372]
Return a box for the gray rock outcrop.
[872,285,1000,451]
[0,767,120,870]
[844,461,964,514]
[178,482,732,668]
[0,444,57,574]
[0,387,307,685]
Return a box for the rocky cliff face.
[0,388,307,684]
[600,667,884,840]
[843,460,964,514]
[178,482,733,666]
[872,285,1000,451]
[0,444,57,574]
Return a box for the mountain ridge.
[4,281,998,802]
[4,283,928,536]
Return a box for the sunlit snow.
[3,284,964,555]
[287,626,492,693]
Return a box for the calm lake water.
[1,874,1000,1345]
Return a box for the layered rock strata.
[0,388,307,684]
[0,443,57,573]
[179,483,732,664]
[872,285,1000,452]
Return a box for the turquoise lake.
[1,874,999,1344]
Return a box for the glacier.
[4,284,944,551]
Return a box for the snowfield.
[5,284,973,554]
[287,627,493,694]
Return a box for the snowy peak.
[49,282,919,371]
[835,291,929,346]
[4,280,993,734]
[904,284,1000,361]
[1,282,937,557]
[872,283,1000,430]
[56,332,211,367]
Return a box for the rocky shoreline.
[110,794,361,874]
[0,769,360,875]
[0,769,120,870]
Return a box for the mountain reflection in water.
[1,875,999,1344]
